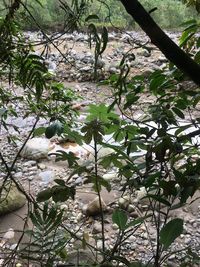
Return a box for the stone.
[75,177,83,185]
[24,160,37,167]
[65,249,98,265]
[92,221,102,234]
[21,138,54,160]
[130,211,139,218]
[38,163,46,170]
[87,146,115,162]
[118,196,130,209]
[38,170,55,185]
[108,66,117,74]
[127,204,135,213]
[13,172,23,179]
[112,223,119,230]
[96,58,105,68]
[0,182,26,215]
[77,212,83,222]
[3,228,15,240]
[103,172,118,181]
[84,197,107,216]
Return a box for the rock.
[21,138,54,160]
[135,187,148,205]
[65,249,99,265]
[92,221,102,234]
[13,172,23,179]
[103,172,118,181]
[24,160,37,167]
[3,228,15,240]
[137,48,151,57]
[96,58,105,68]
[38,170,55,185]
[87,146,115,162]
[130,211,139,218]
[118,196,130,209]
[77,212,83,222]
[38,163,46,170]
[84,197,107,216]
[112,223,119,230]
[127,204,135,213]
[108,66,117,74]
[79,66,92,73]
[0,182,26,215]
[75,177,83,185]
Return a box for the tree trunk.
[120,0,200,85]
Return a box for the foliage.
[19,203,69,266]
[0,0,200,267]
[0,0,198,29]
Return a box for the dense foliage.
[0,0,198,29]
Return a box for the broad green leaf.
[37,188,52,202]
[33,127,46,137]
[172,107,185,119]
[45,123,58,139]
[112,209,128,230]
[85,14,99,22]
[160,218,183,249]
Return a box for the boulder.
[65,249,99,265]
[21,138,54,160]
[0,182,26,215]
[83,197,107,216]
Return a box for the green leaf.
[125,217,146,230]
[45,121,63,139]
[100,26,108,55]
[160,218,183,249]
[37,188,52,202]
[143,194,171,206]
[33,127,46,137]
[85,14,99,22]
[172,107,185,119]
[112,209,128,230]
[54,179,65,186]
[50,150,78,167]
[194,51,200,63]
[51,185,76,202]
[45,123,57,139]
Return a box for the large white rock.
[21,138,54,160]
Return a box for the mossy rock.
[0,182,26,215]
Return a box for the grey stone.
[75,177,83,185]
[118,196,130,209]
[0,182,26,215]
[38,170,55,185]
[23,160,37,167]
[92,221,102,234]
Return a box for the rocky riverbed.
[0,30,200,266]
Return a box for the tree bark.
[120,0,200,85]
